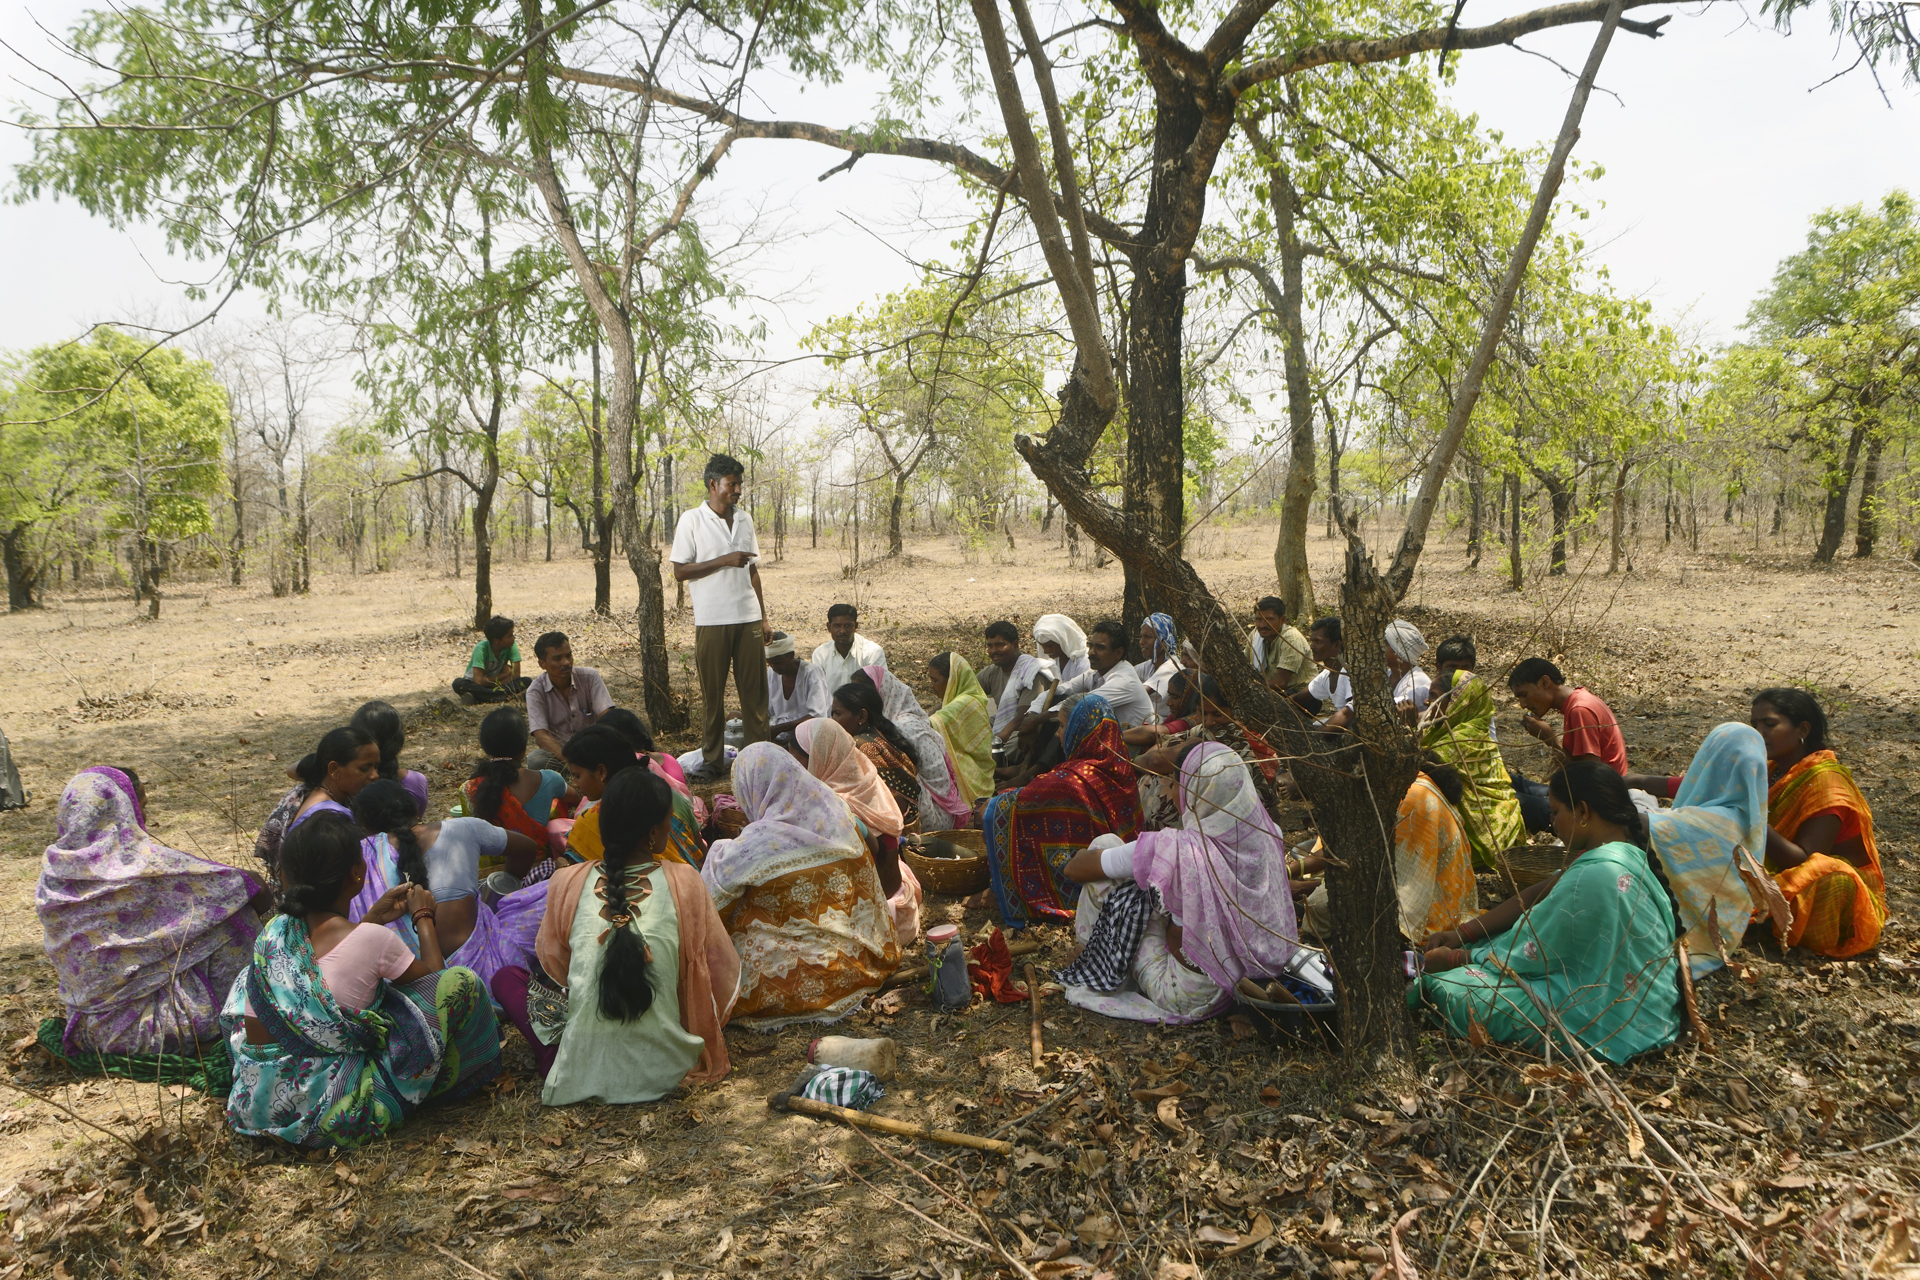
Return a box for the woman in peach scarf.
[794,718,921,951]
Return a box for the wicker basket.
[1492,841,1572,890]
[903,829,991,896]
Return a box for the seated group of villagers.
[33,602,1886,1147]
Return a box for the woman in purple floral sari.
[38,767,268,1057]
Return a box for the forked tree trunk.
[1813,423,1866,564]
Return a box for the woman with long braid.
[1409,760,1683,1064]
[349,780,542,994]
[491,769,739,1102]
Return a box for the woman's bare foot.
[960,890,995,911]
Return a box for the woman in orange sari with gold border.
[1751,688,1885,957]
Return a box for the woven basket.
[1492,841,1572,890]
[903,829,990,896]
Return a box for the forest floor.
[0,520,1917,1280]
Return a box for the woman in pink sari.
[795,717,922,950]
[38,767,268,1058]
[1056,743,1298,1023]
[857,665,972,831]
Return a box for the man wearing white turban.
[766,632,829,740]
[1383,620,1432,720]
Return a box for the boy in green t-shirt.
[454,615,531,703]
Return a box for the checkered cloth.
[1057,881,1161,993]
[801,1066,886,1111]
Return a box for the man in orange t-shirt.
[1504,657,1629,830]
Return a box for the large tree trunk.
[1120,96,1199,639]
[1814,423,1867,564]
[4,523,43,610]
[1854,431,1883,559]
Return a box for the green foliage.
[12,329,226,542]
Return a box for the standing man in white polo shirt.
[670,453,769,781]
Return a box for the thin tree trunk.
[1854,432,1884,558]
[888,473,906,558]
[1507,472,1523,591]
[4,524,42,610]
[590,342,612,616]
[1609,459,1630,574]
[1466,459,1485,569]
[1537,471,1571,576]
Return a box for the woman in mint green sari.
[1409,760,1682,1065]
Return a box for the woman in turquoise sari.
[223,812,500,1148]
[1409,760,1682,1065]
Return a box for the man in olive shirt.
[1250,595,1314,694]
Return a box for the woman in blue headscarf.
[1641,723,1785,976]
[1134,613,1184,723]
[982,695,1144,928]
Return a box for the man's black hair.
[984,620,1019,645]
[534,630,569,660]
[1507,657,1564,688]
[1088,618,1128,647]
[827,602,858,623]
[703,453,745,484]
[1254,595,1287,617]
[483,615,515,643]
[1308,616,1342,644]
[1435,634,1477,668]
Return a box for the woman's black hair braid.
[471,708,530,822]
[351,779,430,890]
[833,682,921,772]
[594,768,674,1022]
[275,812,365,918]
[1549,759,1684,935]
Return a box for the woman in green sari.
[1408,760,1682,1065]
[1419,637,1525,867]
[927,652,995,807]
[223,812,500,1148]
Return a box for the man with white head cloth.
[765,632,829,740]
[1383,620,1432,719]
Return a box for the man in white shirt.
[765,631,828,740]
[981,620,1048,742]
[810,603,886,692]
[1292,616,1354,725]
[1042,618,1154,728]
[670,454,769,781]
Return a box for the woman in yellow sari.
[1750,688,1885,957]
[927,652,995,806]
[561,728,705,871]
[1418,637,1526,868]
[1298,762,1475,942]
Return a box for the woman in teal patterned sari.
[223,812,499,1148]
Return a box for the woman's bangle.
[411,909,437,925]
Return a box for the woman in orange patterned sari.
[698,744,900,1029]
[1751,688,1885,957]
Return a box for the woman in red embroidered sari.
[983,694,1142,929]
[1751,688,1885,957]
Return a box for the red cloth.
[1560,687,1628,774]
[967,927,1029,1003]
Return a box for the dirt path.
[0,523,1915,1280]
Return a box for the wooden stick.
[883,938,1040,989]
[1027,963,1044,1069]
[774,1094,1013,1155]
[1675,940,1715,1054]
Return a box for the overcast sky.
[3,2,1916,405]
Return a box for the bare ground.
[0,521,1916,1280]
